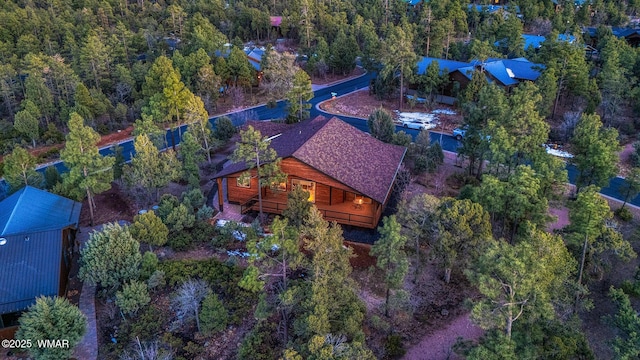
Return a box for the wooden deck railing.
[239,196,375,228]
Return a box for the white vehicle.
[400,119,436,130]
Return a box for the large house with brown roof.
[214,116,407,229]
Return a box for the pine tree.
[59,112,115,226]
[286,69,313,123]
[227,47,254,88]
[467,227,575,340]
[367,108,395,143]
[570,113,620,193]
[435,198,492,284]
[184,95,214,163]
[370,215,408,317]
[380,24,418,111]
[180,131,203,189]
[123,134,181,203]
[231,126,286,220]
[143,56,194,150]
[568,186,636,312]
[80,33,110,90]
[16,297,86,360]
[13,106,40,147]
[2,146,43,191]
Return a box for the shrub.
[384,334,406,359]
[199,294,228,334]
[16,297,86,360]
[165,204,196,232]
[190,221,218,244]
[126,311,169,344]
[168,231,193,252]
[196,205,215,221]
[237,321,280,360]
[157,194,180,221]
[615,207,633,222]
[181,188,206,213]
[159,258,257,324]
[140,251,159,280]
[213,116,237,141]
[183,341,204,359]
[116,280,151,316]
[130,211,169,250]
[620,279,640,297]
[369,314,391,333]
[392,131,412,147]
[211,221,244,248]
[79,222,141,291]
[147,270,166,291]
[171,279,210,332]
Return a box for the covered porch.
[239,191,380,229]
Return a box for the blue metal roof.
[416,57,469,75]
[0,230,63,314]
[248,58,261,71]
[246,48,265,63]
[0,186,82,236]
[456,58,542,85]
[499,34,577,50]
[521,34,546,50]
[403,0,421,5]
[457,66,475,80]
[584,27,640,39]
[482,61,519,86]
[467,4,520,14]
[553,0,588,5]
[494,58,543,81]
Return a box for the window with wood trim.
[292,179,315,203]
[236,176,250,188]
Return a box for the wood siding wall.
[331,188,345,205]
[222,157,389,228]
[227,175,260,203]
[225,157,359,204]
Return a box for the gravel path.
[402,313,483,360]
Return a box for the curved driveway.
[24,71,640,208]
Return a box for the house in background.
[494,33,577,52]
[214,116,407,229]
[0,186,81,339]
[416,56,543,96]
[584,27,640,48]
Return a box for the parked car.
[400,119,437,130]
[452,127,467,140]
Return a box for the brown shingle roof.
[215,116,406,204]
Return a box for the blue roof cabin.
[0,186,81,339]
[416,56,542,96]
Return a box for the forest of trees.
[4,0,640,359]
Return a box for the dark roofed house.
[214,116,407,229]
[0,186,81,339]
[584,27,640,48]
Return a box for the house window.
[292,179,315,203]
[236,177,250,188]
[275,181,287,192]
[1,311,22,328]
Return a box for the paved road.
[7,71,639,208]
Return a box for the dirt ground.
[320,90,463,134]
[78,183,137,227]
